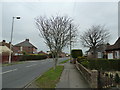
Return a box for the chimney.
[26,39,29,41]
[2,40,6,43]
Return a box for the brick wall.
[13,46,36,54]
[1,55,22,63]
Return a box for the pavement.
[2,57,68,88]
[56,62,90,88]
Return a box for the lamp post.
[9,16,20,64]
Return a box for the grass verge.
[59,59,70,64]
[2,61,25,67]
[35,65,64,88]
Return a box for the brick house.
[38,51,47,55]
[0,40,20,63]
[13,39,37,55]
[105,37,120,59]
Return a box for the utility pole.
[70,24,72,60]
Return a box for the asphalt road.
[2,57,69,88]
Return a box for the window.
[20,46,23,51]
[115,51,119,59]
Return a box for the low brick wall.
[1,55,22,63]
[76,61,98,88]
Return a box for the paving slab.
[56,62,90,88]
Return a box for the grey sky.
[1,2,118,53]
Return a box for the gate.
[98,71,115,88]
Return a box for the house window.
[108,53,113,59]
[20,46,23,51]
[98,52,102,58]
[115,51,119,59]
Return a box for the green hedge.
[71,49,83,58]
[77,58,120,71]
[20,54,47,61]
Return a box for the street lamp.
[9,16,20,64]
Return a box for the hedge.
[77,58,120,71]
[71,49,83,58]
[20,54,48,61]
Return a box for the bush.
[20,54,47,61]
[77,58,120,71]
[71,49,83,58]
[81,60,89,68]
[77,56,87,63]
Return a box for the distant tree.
[35,15,77,69]
[80,25,110,58]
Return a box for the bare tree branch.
[80,25,110,58]
[35,15,77,69]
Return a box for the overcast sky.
[1,1,119,53]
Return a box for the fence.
[76,60,119,88]
[98,71,116,88]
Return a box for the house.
[13,39,37,55]
[87,44,107,58]
[59,52,66,57]
[38,51,47,55]
[0,40,13,55]
[0,46,13,55]
[105,37,120,59]
[0,40,14,63]
[46,51,66,58]
[0,40,11,48]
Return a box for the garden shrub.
[77,58,120,71]
[81,60,89,68]
[77,56,86,63]
[20,54,47,61]
[71,49,83,58]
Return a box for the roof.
[0,46,13,54]
[14,39,37,49]
[0,41,12,48]
[106,37,120,51]
[38,51,47,54]
[87,44,107,52]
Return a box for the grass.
[59,59,70,64]
[35,65,64,88]
[2,61,25,67]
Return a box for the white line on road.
[0,68,18,74]
[26,61,39,62]
[26,64,37,67]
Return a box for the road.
[2,57,69,88]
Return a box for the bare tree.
[80,25,110,58]
[35,15,77,69]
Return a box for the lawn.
[35,65,64,88]
[59,59,70,64]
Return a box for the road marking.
[0,68,17,74]
[26,61,38,62]
[26,64,37,67]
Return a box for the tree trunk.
[54,58,58,70]
[93,47,97,58]
[54,53,58,70]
